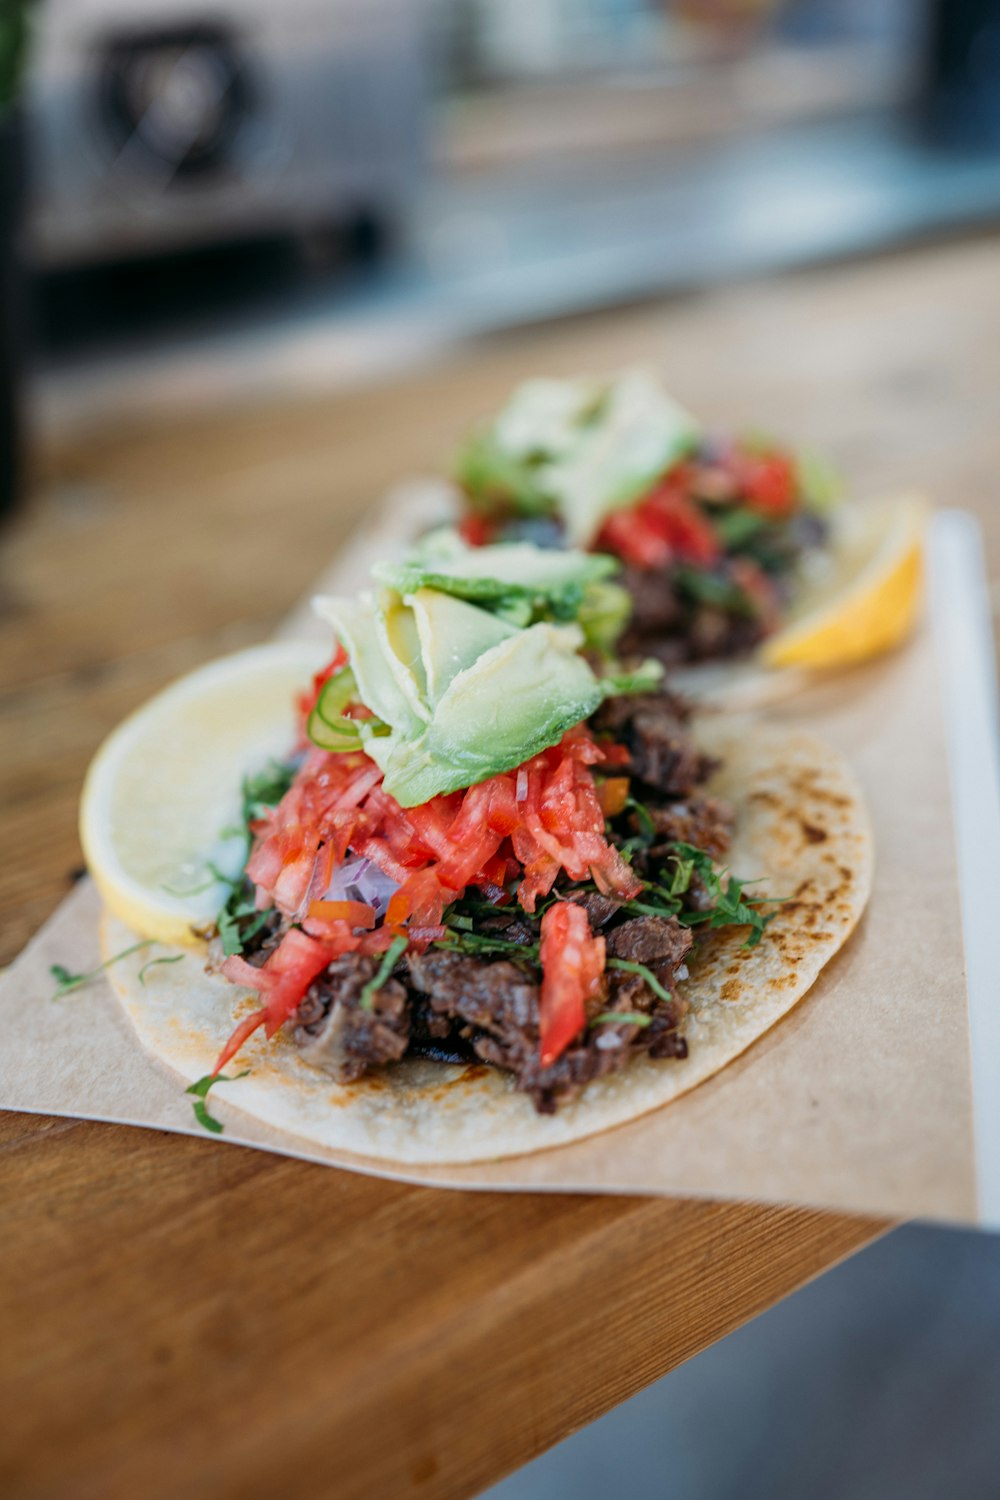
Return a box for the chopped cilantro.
[606,958,674,1005]
[50,941,154,999]
[138,954,184,985]
[592,1010,653,1028]
[185,1070,250,1134]
[359,935,409,1010]
[435,927,541,962]
[674,564,757,617]
[241,761,296,828]
[668,842,778,948]
[624,795,657,846]
[212,759,295,956]
[712,506,769,550]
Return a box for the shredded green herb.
[606,958,674,1005]
[436,929,541,962]
[592,1010,653,1028]
[668,842,777,949]
[50,941,155,999]
[213,761,295,956]
[217,891,274,958]
[712,506,769,550]
[674,563,757,617]
[241,761,297,827]
[138,954,184,985]
[359,935,409,1010]
[185,1070,251,1134]
[665,849,696,898]
[623,795,657,846]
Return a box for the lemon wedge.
[80,641,325,948]
[762,494,928,670]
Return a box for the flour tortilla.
[103,721,872,1165]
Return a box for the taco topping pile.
[211,544,773,1112]
[454,371,835,667]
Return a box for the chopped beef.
[293,953,410,1082]
[407,950,539,1071]
[676,603,766,664]
[407,993,481,1066]
[618,565,686,637]
[619,568,767,666]
[565,889,622,932]
[592,692,716,796]
[604,914,692,1013]
[287,910,697,1112]
[407,915,692,1114]
[478,911,537,946]
[606,914,692,970]
[626,796,735,878]
[518,1003,690,1112]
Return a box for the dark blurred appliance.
[921,0,1000,146]
[25,0,429,269]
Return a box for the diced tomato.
[217,927,337,1071]
[387,868,452,929]
[212,1005,269,1075]
[538,901,606,1067]
[306,899,376,929]
[458,513,498,547]
[597,777,630,817]
[733,447,797,518]
[597,507,667,569]
[597,477,721,571]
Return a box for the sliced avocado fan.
[312,543,661,806]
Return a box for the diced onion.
[321,855,399,918]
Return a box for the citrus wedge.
[80,640,326,948]
[761,493,928,670]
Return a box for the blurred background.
[2,4,1000,1497]
[3,0,1000,471]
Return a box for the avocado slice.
[409,587,518,706]
[313,593,425,737]
[375,533,619,635]
[380,622,604,807]
[542,372,699,547]
[491,376,602,459]
[376,590,430,724]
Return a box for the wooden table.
[6,230,999,1499]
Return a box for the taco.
[90,541,873,1163]
[452,369,839,670]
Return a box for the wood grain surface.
[6,230,998,1498]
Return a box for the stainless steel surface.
[26,0,428,267]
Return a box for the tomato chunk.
[597,472,721,570]
[538,901,606,1067]
[217,928,336,1070]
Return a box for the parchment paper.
[0,489,990,1226]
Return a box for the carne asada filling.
[213,689,769,1113]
